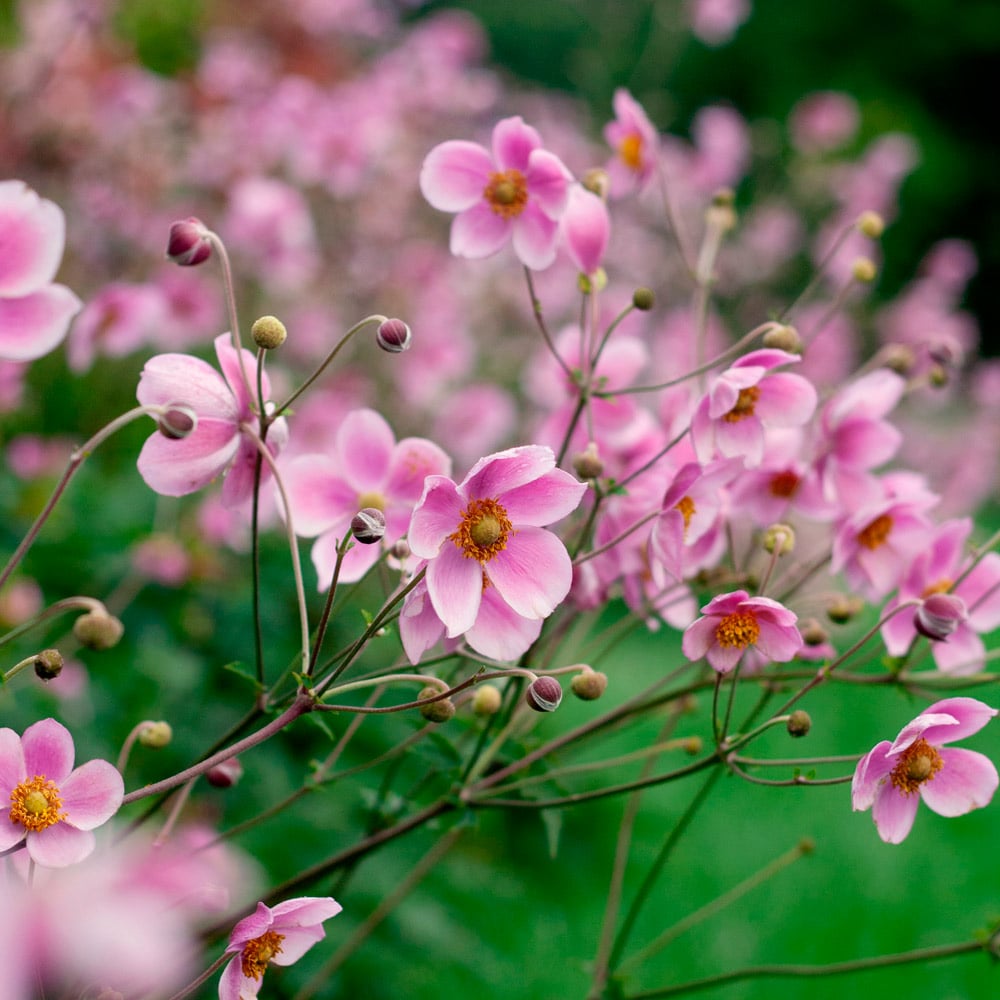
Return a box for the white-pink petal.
[426,544,483,636]
[282,457,356,537]
[450,202,511,259]
[408,476,466,558]
[525,148,573,220]
[871,783,920,844]
[21,718,75,782]
[28,822,96,867]
[497,468,586,526]
[137,419,239,497]
[0,285,81,361]
[920,747,999,817]
[463,445,555,501]
[336,409,394,491]
[918,698,998,744]
[465,587,543,661]
[485,527,572,620]
[137,352,238,420]
[385,437,452,501]
[753,373,817,426]
[491,116,541,173]
[0,180,66,296]
[59,759,124,829]
[511,203,560,270]
[420,140,494,211]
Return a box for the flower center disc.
[674,495,696,534]
[890,737,943,795]
[619,133,643,170]
[241,930,286,980]
[857,514,893,550]
[484,170,528,219]
[356,490,386,512]
[722,386,761,423]
[9,775,66,832]
[450,498,513,563]
[714,611,760,649]
[769,470,801,499]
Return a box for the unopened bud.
[706,193,737,233]
[206,756,243,788]
[581,167,610,199]
[927,363,949,388]
[376,318,412,354]
[389,539,411,561]
[157,403,198,441]
[826,595,863,624]
[632,287,655,311]
[682,736,703,755]
[882,343,915,375]
[851,257,877,283]
[138,721,173,749]
[525,676,563,713]
[73,611,124,650]
[34,648,63,680]
[856,210,885,239]
[914,593,967,642]
[570,669,608,701]
[166,217,212,266]
[787,710,811,737]
[800,618,829,647]
[472,683,503,716]
[251,315,287,350]
[578,267,608,294]
[572,442,603,480]
[762,324,802,353]
[351,507,386,545]
[763,523,795,555]
[418,685,456,723]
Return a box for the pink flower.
[691,348,817,467]
[407,445,587,638]
[0,719,123,867]
[603,88,659,195]
[282,408,451,587]
[686,0,751,46]
[682,590,802,674]
[420,115,573,269]
[0,180,82,362]
[136,333,288,507]
[219,897,342,1000]
[852,697,999,843]
[560,184,610,275]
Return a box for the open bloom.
[420,116,573,269]
[0,180,82,362]
[408,445,586,639]
[682,590,802,674]
[136,333,288,507]
[603,88,659,195]
[0,718,123,867]
[852,697,999,843]
[219,897,342,1000]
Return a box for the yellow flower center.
[857,514,893,551]
[241,930,286,981]
[449,498,513,564]
[674,495,696,535]
[714,611,760,649]
[722,386,761,423]
[889,737,943,795]
[769,470,801,499]
[9,775,67,832]
[921,577,954,598]
[618,133,643,170]
[484,170,529,219]
[356,490,386,512]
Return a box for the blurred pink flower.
[788,91,860,153]
[560,184,610,275]
[0,180,81,362]
[852,697,998,843]
[603,88,659,195]
[219,897,342,1000]
[687,0,751,46]
[420,115,573,269]
[0,718,123,867]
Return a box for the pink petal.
[525,148,572,220]
[706,643,743,675]
[871,783,920,843]
[754,619,802,662]
[27,823,96,867]
[511,203,560,270]
[219,956,258,1000]
[399,581,445,665]
[561,186,609,274]
[271,896,343,927]
[889,711,960,755]
[0,181,65,296]
[714,415,765,466]
[0,727,26,793]
[919,747,999,816]
[485,527,572,620]
[832,418,902,470]
[753,373,817,426]
[336,409,394,491]
[59,759,124,829]
[229,902,274,946]
[918,697,998,744]
[681,614,720,661]
[498,468,586,526]
[21,718,75,782]
[136,419,239,497]
[450,202,511,259]
[0,811,25,852]
[463,446,555,501]
[961,553,1000,630]
[931,627,985,676]
[0,285,81,361]
[465,587,543,661]
[137,351,237,420]
[420,140,494,211]
[880,600,916,656]
[215,334,264,416]
[282,457,357,537]
[851,741,893,810]
[491,116,541,172]
[426,544,484,636]
[408,476,465,558]
[385,437,452,502]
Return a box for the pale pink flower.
[420,115,573,269]
[603,88,659,195]
[560,184,610,275]
[0,719,123,867]
[136,333,289,507]
[219,897,342,1000]
[682,590,802,674]
[788,91,860,154]
[852,697,999,843]
[0,180,81,362]
[686,0,751,46]
[691,348,817,467]
[282,409,451,587]
[407,445,586,638]
[68,281,165,372]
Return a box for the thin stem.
[524,267,574,380]
[654,156,697,282]
[0,596,106,653]
[164,951,231,1000]
[308,538,351,674]
[777,217,858,323]
[574,510,659,566]
[206,230,254,408]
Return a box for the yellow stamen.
[921,577,954,598]
[674,495,696,535]
[241,930,286,981]
[857,514,893,550]
[9,775,67,832]
[722,386,761,423]
[484,170,528,219]
[889,737,943,795]
[714,611,760,649]
[449,498,513,564]
[356,490,386,512]
[618,133,643,170]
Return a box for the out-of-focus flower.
[560,184,610,276]
[603,88,658,195]
[0,180,81,362]
[852,697,998,843]
[0,718,123,867]
[219,897,342,1000]
[788,91,860,154]
[686,0,751,46]
[420,115,572,269]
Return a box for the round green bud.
[763,523,795,555]
[581,167,610,199]
[138,721,173,749]
[800,618,829,647]
[787,710,812,738]
[762,324,802,353]
[632,287,655,311]
[251,315,287,350]
[570,669,608,701]
[73,611,124,650]
[851,257,877,283]
[418,685,455,723]
[855,210,885,239]
[472,683,503,716]
[572,442,603,480]
[34,648,64,680]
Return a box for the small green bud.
[787,710,811,738]
[251,315,287,350]
[34,648,64,680]
[73,611,124,650]
[855,210,885,239]
[851,257,877,283]
[632,287,655,311]
[572,442,603,480]
[763,523,795,555]
[472,684,503,716]
[570,669,608,701]
[138,721,173,749]
[762,324,802,353]
[418,685,455,723]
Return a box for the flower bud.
[206,756,243,788]
[418,685,456,723]
[525,676,562,713]
[157,403,198,441]
[251,315,287,350]
[826,595,863,624]
[581,167,610,199]
[851,257,877,283]
[927,363,949,388]
[73,610,124,650]
[34,648,63,680]
[376,318,412,354]
[914,593,967,642]
[882,344,915,375]
[570,669,608,701]
[472,683,503,716]
[138,721,173,749]
[706,188,737,231]
[632,287,655,311]
[800,618,829,647]
[762,324,802,353]
[572,442,603,480]
[855,210,885,239]
[166,217,212,266]
[763,523,795,555]
[389,539,411,561]
[787,710,811,737]
[351,507,386,545]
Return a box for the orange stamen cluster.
[450,498,513,564]
[715,611,760,649]
[889,737,943,796]
[857,514,893,550]
[9,775,67,832]
[921,577,954,598]
[618,134,643,170]
[484,170,528,219]
[241,930,286,980]
[769,470,801,499]
[722,386,761,423]
[674,495,696,534]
